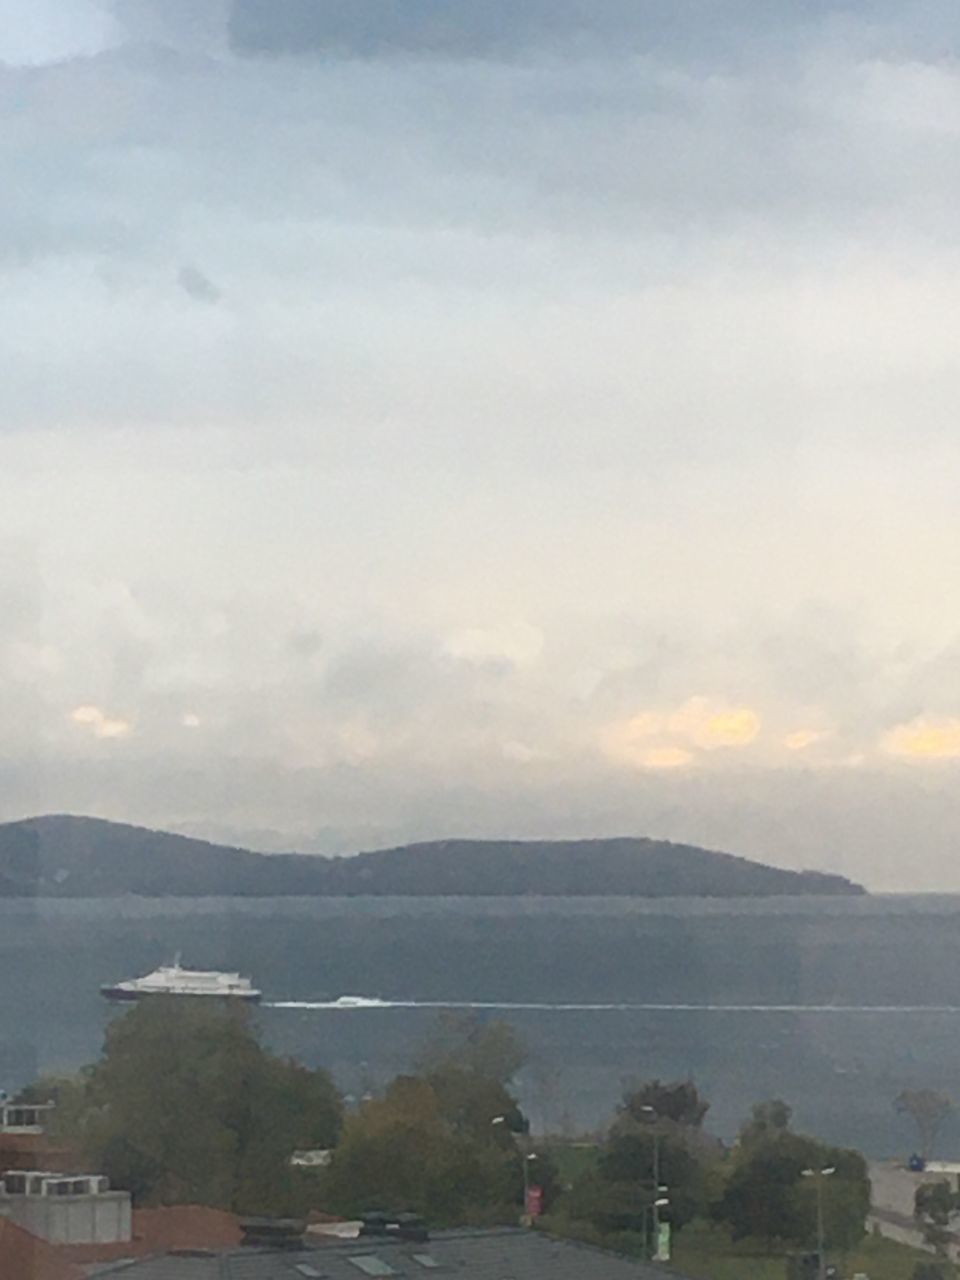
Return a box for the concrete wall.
[0,1191,132,1244]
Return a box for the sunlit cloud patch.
[69,704,132,740]
[881,717,960,761]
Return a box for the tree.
[796,1161,871,1254]
[913,1265,947,1280]
[914,1182,959,1254]
[412,1013,527,1085]
[557,1081,715,1247]
[15,1073,93,1146]
[716,1139,805,1246]
[230,1054,345,1215]
[324,1076,518,1225]
[427,1063,524,1141]
[410,1014,531,1143]
[715,1117,869,1251]
[561,1169,652,1239]
[598,1130,708,1230]
[326,1017,556,1227]
[739,1099,793,1148]
[895,1090,954,1162]
[619,1080,709,1130]
[54,999,341,1213]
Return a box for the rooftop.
[83,1226,688,1280]
[0,1216,84,1280]
[60,1205,244,1266]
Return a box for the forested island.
[0,814,863,898]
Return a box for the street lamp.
[522,1152,537,1213]
[640,1105,666,1258]
[642,1196,670,1260]
[492,1116,537,1224]
[801,1166,836,1280]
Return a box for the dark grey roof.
[85,1227,685,1280]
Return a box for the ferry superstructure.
[100,958,261,1003]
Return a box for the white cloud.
[443,623,544,668]
[783,729,830,752]
[69,704,132,740]
[0,0,119,66]
[501,740,548,765]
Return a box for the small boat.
[100,956,261,1003]
[332,995,389,1008]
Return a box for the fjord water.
[3,893,960,1154]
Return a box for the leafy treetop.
[619,1079,710,1129]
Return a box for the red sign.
[525,1185,544,1218]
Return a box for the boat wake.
[264,999,960,1014]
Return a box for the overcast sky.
[2,2,960,888]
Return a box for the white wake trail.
[265,999,960,1014]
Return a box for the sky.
[1,2,960,889]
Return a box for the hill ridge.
[0,814,865,898]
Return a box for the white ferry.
[100,957,262,1004]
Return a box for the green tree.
[59,999,341,1213]
[895,1090,955,1162]
[619,1079,710,1130]
[324,1075,517,1225]
[95,1133,164,1205]
[425,1063,524,1141]
[913,1264,948,1280]
[412,1013,527,1085]
[561,1168,652,1237]
[915,1183,956,1227]
[556,1081,715,1247]
[325,1017,558,1229]
[914,1182,959,1254]
[15,1073,94,1145]
[718,1138,806,1246]
[739,1099,793,1148]
[715,1118,868,1251]
[598,1130,707,1230]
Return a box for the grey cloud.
[112,0,230,55]
[5,37,960,454]
[178,264,223,304]
[226,0,960,64]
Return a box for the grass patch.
[547,1140,600,1188]
[671,1221,954,1280]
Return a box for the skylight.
[348,1257,398,1277]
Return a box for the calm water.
[3,893,960,1155]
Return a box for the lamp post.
[640,1105,664,1257]
[801,1165,835,1280]
[523,1152,537,1218]
[493,1115,537,1224]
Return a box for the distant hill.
[0,815,864,898]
